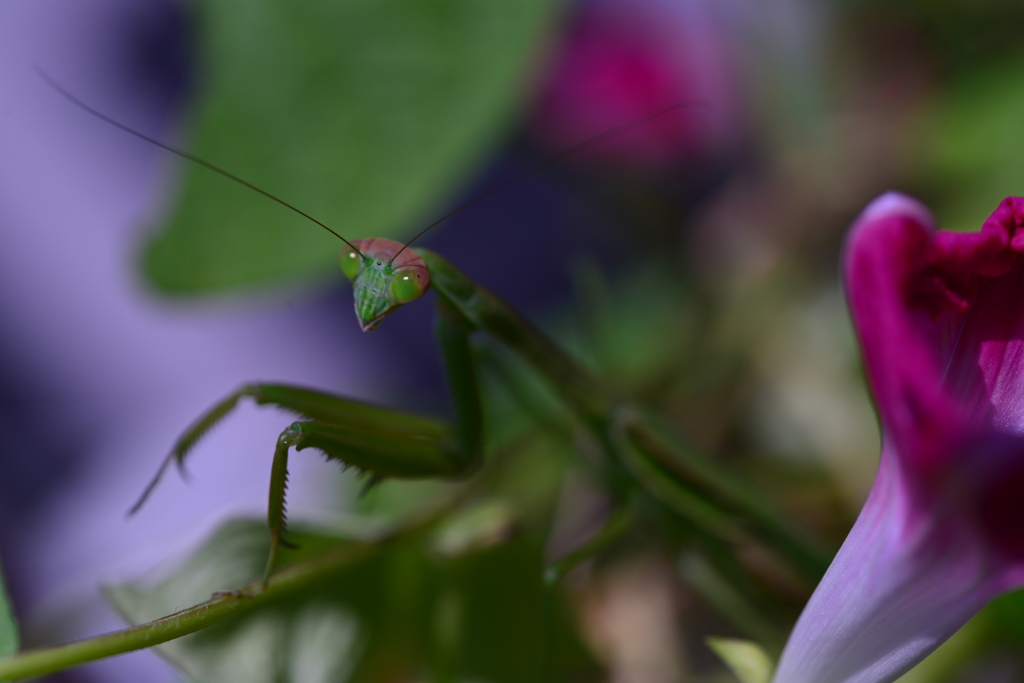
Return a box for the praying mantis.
[41,70,828,594]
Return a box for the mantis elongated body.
[135,229,827,588]
[39,69,827,591]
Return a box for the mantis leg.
[129,384,456,513]
[135,294,484,586]
[421,249,830,579]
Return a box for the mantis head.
[340,238,430,331]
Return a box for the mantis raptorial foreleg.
[134,287,487,585]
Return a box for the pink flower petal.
[777,194,1024,682]
[773,447,1005,683]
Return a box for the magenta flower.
[530,0,740,170]
[773,193,1024,683]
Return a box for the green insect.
[135,231,617,586]
[42,70,826,592]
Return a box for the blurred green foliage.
[851,0,1024,74]
[0,556,16,658]
[108,518,598,682]
[924,54,1024,233]
[706,637,774,683]
[142,0,559,294]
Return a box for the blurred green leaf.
[142,0,559,295]
[107,517,598,683]
[0,555,17,657]
[706,637,774,683]
[923,54,1024,233]
[107,520,368,683]
[431,499,517,558]
[985,586,1024,645]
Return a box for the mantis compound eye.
[389,268,428,304]
[340,249,362,281]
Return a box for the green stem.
[544,506,634,585]
[0,540,385,681]
[678,550,785,652]
[624,416,833,579]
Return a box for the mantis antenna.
[38,66,706,264]
[35,66,365,257]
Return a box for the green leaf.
[107,517,598,683]
[923,54,1024,233]
[107,520,371,683]
[706,637,774,683]
[142,0,559,295]
[0,554,17,657]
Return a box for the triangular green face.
[343,238,430,331]
[352,261,399,331]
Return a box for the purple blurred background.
[0,1,381,679]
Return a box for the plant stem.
[0,540,379,681]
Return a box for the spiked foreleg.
[131,387,252,514]
[131,383,458,514]
[260,416,473,586]
[259,298,484,583]
[265,434,293,586]
[140,284,487,586]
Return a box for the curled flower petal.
[774,193,1024,683]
